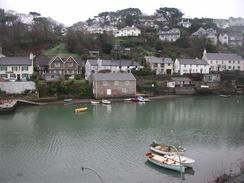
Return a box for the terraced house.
[174,58,209,75]
[0,53,34,81]
[202,50,244,71]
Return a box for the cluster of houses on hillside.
[0,47,244,98]
[80,16,244,47]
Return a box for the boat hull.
[101,100,111,104]
[75,107,88,113]
[146,152,185,173]
[150,146,185,156]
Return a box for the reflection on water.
[0,96,243,183]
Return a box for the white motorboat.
[145,151,185,173]
[101,99,111,104]
[90,100,100,104]
[149,141,186,155]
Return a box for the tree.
[156,7,183,28]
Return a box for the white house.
[86,25,118,35]
[0,53,34,80]
[145,56,173,75]
[177,19,192,28]
[174,58,209,75]
[202,49,244,71]
[115,26,141,37]
[159,28,180,42]
[85,59,143,80]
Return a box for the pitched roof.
[177,58,209,65]
[36,56,83,66]
[87,59,140,67]
[93,73,136,81]
[0,57,32,66]
[145,56,163,63]
[145,56,173,64]
[204,53,243,61]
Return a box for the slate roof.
[87,59,141,67]
[145,56,173,64]
[93,73,136,81]
[0,57,32,66]
[204,53,243,61]
[145,56,163,63]
[178,59,209,65]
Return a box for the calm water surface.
[0,96,244,183]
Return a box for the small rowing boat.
[91,100,100,104]
[101,99,111,104]
[145,151,185,173]
[149,141,186,155]
[64,98,72,102]
[75,107,88,113]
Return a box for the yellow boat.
[75,107,88,113]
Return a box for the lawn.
[43,43,79,57]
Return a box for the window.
[233,61,235,64]
[54,62,61,67]
[122,88,127,93]
[184,64,186,67]
[0,74,7,78]
[10,74,16,78]
[237,66,240,70]
[125,81,130,85]
[12,66,18,71]
[168,63,171,66]
[160,63,164,67]
[103,81,108,86]
[22,66,28,71]
[68,62,73,67]
[228,61,231,64]
[114,81,119,85]
[238,61,240,64]
[0,66,7,71]
[153,63,157,67]
[228,66,231,69]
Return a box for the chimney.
[203,49,207,56]
[97,58,102,67]
[29,52,34,60]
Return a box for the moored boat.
[101,99,111,104]
[219,94,231,98]
[75,107,88,113]
[131,96,150,102]
[150,141,186,155]
[145,151,185,173]
[64,98,72,102]
[90,100,100,104]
